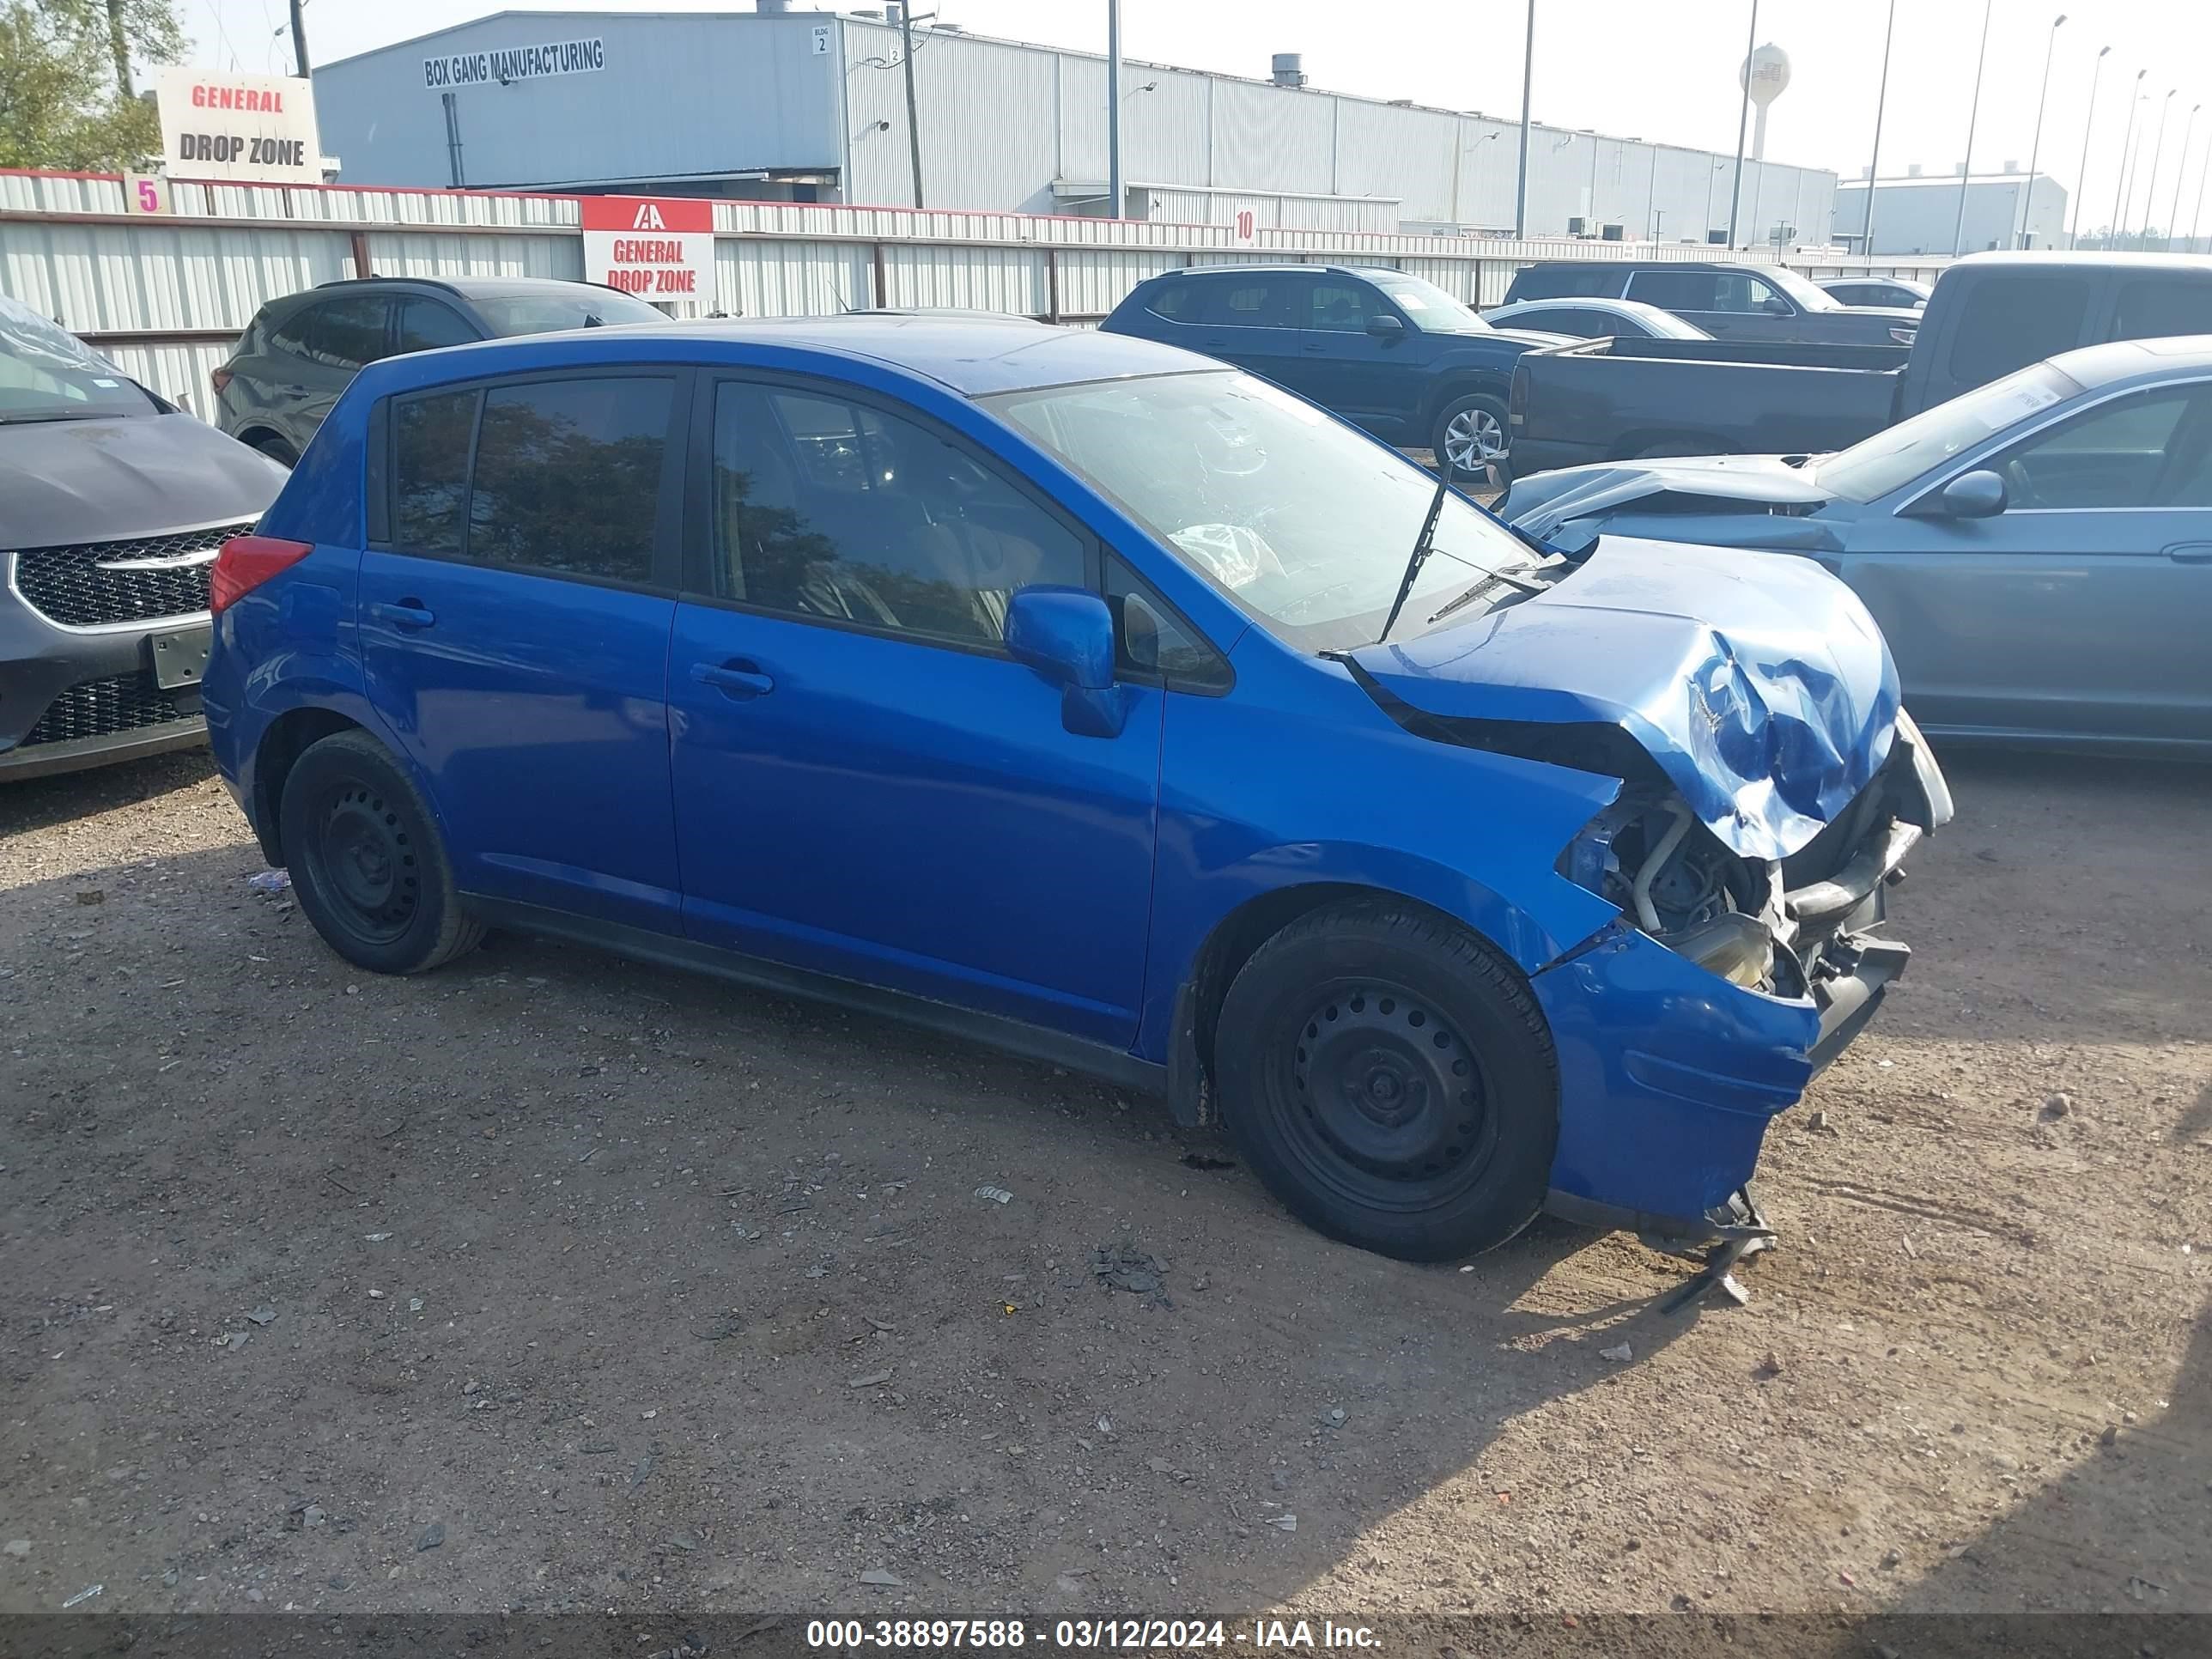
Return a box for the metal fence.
[1,168,1949,416]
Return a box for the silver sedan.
[1500,334,2212,757]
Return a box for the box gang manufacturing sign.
[580,197,715,303]
[424,37,605,89]
[155,69,321,184]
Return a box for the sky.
[185,0,2212,237]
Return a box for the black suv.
[1499,261,1920,346]
[213,276,667,464]
[1101,264,1570,477]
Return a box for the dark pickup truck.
[1508,252,2212,476]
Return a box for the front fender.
[1135,643,1623,1067]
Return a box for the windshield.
[471,289,670,337]
[987,370,1538,652]
[0,296,158,422]
[1762,265,1844,313]
[1816,362,2083,502]
[1366,273,1492,334]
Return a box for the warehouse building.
[1835,167,2069,255]
[311,5,1839,243]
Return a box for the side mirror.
[1365,313,1408,340]
[1936,468,2008,519]
[1006,586,1127,738]
[1762,296,1793,316]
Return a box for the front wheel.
[280,729,483,975]
[1431,392,1510,480]
[1214,902,1558,1261]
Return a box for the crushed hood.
[1504,454,1832,543]
[1347,536,1899,861]
[0,414,284,550]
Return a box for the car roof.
[350,313,1212,400]
[2048,331,2212,387]
[1948,250,2212,277]
[1153,263,1401,280]
[308,275,625,301]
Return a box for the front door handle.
[369,600,436,630]
[690,659,775,698]
[2165,542,2212,564]
[1301,340,1326,353]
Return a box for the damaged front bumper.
[1530,715,1947,1244]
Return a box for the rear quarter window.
[1508,266,1626,301]
[1944,275,2093,388]
[1144,282,1199,321]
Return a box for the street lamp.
[2170,104,2203,250]
[2109,70,2146,246]
[2139,88,2177,242]
[2067,46,2110,247]
[2192,135,2212,253]
[1952,0,1994,256]
[2017,13,2065,248]
[1514,0,1534,239]
[1726,0,1758,246]
[1863,0,1899,253]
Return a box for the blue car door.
[358,369,686,932]
[1292,275,1421,438]
[665,376,1164,1048]
[1182,274,1307,392]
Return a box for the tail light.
[210,535,313,615]
[210,366,233,394]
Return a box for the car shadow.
[0,837,1719,1621]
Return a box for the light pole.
[2017,13,2065,247]
[1106,0,1122,219]
[2170,105,2202,250]
[1725,0,1758,247]
[2192,136,2212,253]
[1861,0,1898,253]
[2139,88,2176,241]
[1513,0,1534,238]
[2067,46,2110,247]
[1951,0,1994,256]
[2110,71,2146,247]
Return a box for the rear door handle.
[690,659,775,698]
[369,600,436,630]
[2165,542,2212,564]
[1301,341,1325,353]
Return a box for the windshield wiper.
[1376,468,1452,643]
[1425,561,1551,628]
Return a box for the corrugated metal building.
[1835,170,2069,256]
[311,7,1838,243]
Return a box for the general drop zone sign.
[155,69,321,185]
[580,198,715,303]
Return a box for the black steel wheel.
[1215,902,1556,1261]
[279,729,483,975]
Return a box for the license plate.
[149,624,212,691]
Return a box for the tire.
[251,434,299,468]
[1431,392,1510,480]
[1214,902,1557,1262]
[279,729,483,975]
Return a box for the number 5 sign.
[125,173,173,215]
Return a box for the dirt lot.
[2,743,2209,1629]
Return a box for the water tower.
[1741,43,1791,161]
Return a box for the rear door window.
[1200,279,1296,329]
[1510,266,1623,300]
[465,378,676,583]
[1144,282,1200,321]
[396,299,480,354]
[2112,279,2212,343]
[1626,270,1725,313]
[1943,275,2093,388]
[386,374,677,585]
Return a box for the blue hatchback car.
[204,315,1950,1266]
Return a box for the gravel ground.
[1,741,2208,1626]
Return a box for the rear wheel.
[1431,392,1510,479]
[279,730,483,975]
[1214,902,1558,1261]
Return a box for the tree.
[0,0,187,172]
